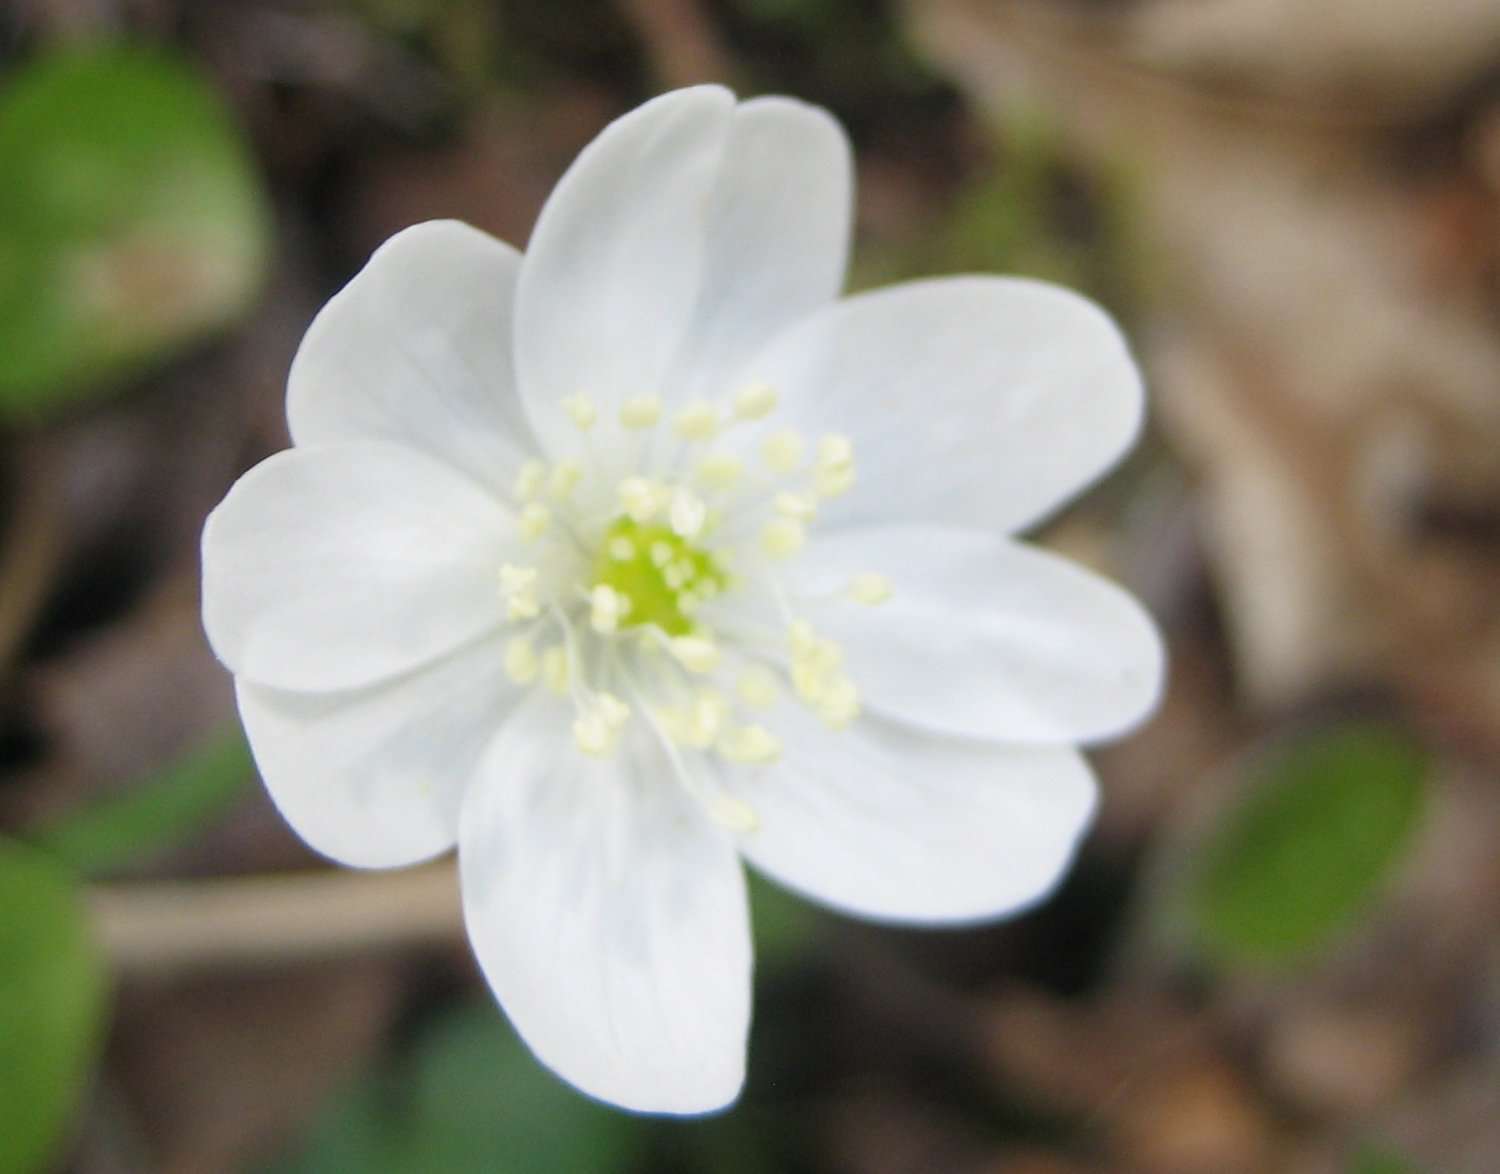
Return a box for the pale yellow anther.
[608,536,637,562]
[649,541,675,568]
[669,634,720,674]
[503,636,539,684]
[619,477,665,523]
[788,622,856,727]
[695,452,744,491]
[590,584,632,634]
[674,401,719,441]
[574,693,630,758]
[548,460,582,498]
[669,488,708,539]
[814,433,856,498]
[513,460,547,501]
[761,518,806,559]
[849,572,892,605]
[737,666,779,710]
[541,644,569,694]
[774,491,817,522]
[499,564,541,620]
[719,723,782,765]
[709,793,761,834]
[732,381,778,421]
[763,429,805,473]
[663,563,690,591]
[518,502,551,541]
[619,394,662,429]
[678,590,701,615]
[816,675,860,729]
[562,394,598,431]
[658,690,725,748]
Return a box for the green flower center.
[590,517,728,636]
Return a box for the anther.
[518,502,551,541]
[499,564,541,620]
[503,636,539,684]
[763,430,806,473]
[669,488,708,539]
[668,635,720,674]
[761,518,806,559]
[619,394,662,429]
[849,573,892,605]
[619,477,665,523]
[562,394,598,431]
[513,460,547,501]
[540,644,569,694]
[719,724,782,765]
[732,381,778,420]
[815,434,856,497]
[608,536,636,562]
[737,667,779,710]
[674,402,720,440]
[548,460,582,498]
[774,492,817,522]
[590,584,632,634]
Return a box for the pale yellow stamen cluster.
[499,563,540,620]
[573,693,630,757]
[790,621,860,729]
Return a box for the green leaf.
[0,839,108,1174]
[1348,1144,1422,1174]
[32,730,253,878]
[1188,723,1427,967]
[0,44,270,419]
[748,870,819,971]
[269,1003,642,1174]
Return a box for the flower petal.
[666,96,852,405]
[733,707,1096,923]
[516,86,735,456]
[202,442,511,691]
[785,525,1165,744]
[288,220,537,496]
[236,634,519,869]
[460,696,752,1114]
[739,276,1144,534]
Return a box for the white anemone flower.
[201,86,1164,1114]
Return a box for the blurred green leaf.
[748,870,819,971]
[1348,1144,1422,1174]
[0,839,108,1174]
[0,44,271,419]
[270,1003,642,1174]
[1188,723,1427,967]
[32,730,253,878]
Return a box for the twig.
[618,0,737,89]
[89,860,464,979]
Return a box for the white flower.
[200,86,1164,1114]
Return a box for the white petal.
[516,86,735,456]
[460,696,752,1115]
[288,220,537,496]
[739,277,1144,534]
[667,96,852,404]
[786,525,1165,744]
[236,635,519,869]
[202,442,511,691]
[733,707,1096,923]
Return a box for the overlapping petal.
[785,525,1165,745]
[666,96,852,405]
[460,697,752,1114]
[733,707,1096,923]
[736,276,1144,534]
[237,635,522,869]
[515,86,735,455]
[287,220,536,495]
[202,442,512,691]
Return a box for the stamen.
[761,518,806,559]
[763,430,805,473]
[736,666,779,710]
[674,402,719,440]
[669,488,708,539]
[619,394,662,429]
[513,460,547,501]
[668,635,720,674]
[774,491,817,522]
[619,477,665,523]
[849,572,892,605]
[608,536,636,561]
[718,723,782,765]
[562,394,598,431]
[814,433,856,497]
[695,452,744,491]
[541,644,570,693]
[499,564,541,620]
[732,381,777,420]
[548,460,582,498]
[573,692,631,757]
[590,584,632,634]
[518,502,551,541]
[503,636,539,683]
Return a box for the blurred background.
[1,1,1498,1172]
